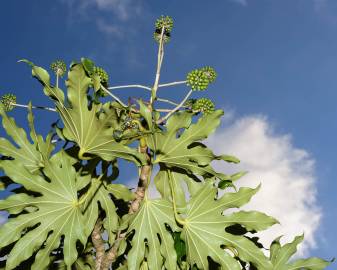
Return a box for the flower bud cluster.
[192,98,215,115]
[154,15,173,43]
[186,67,217,91]
[93,66,109,85]
[0,93,16,112]
[50,60,67,77]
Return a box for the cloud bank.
[207,115,321,256]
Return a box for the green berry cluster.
[154,15,173,43]
[155,15,174,33]
[192,98,215,115]
[0,93,16,112]
[186,66,217,91]
[201,66,217,83]
[93,66,109,85]
[50,60,67,77]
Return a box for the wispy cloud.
[59,0,144,38]
[207,115,321,256]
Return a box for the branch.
[129,145,151,214]
[91,219,105,270]
[156,97,179,106]
[100,85,128,108]
[155,108,173,112]
[150,26,165,107]
[100,146,151,269]
[108,84,151,91]
[158,80,187,88]
[100,232,126,270]
[156,89,193,124]
[11,103,56,112]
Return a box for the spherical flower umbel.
[192,98,215,115]
[186,69,210,91]
[50,60,67,77]
[93,66,109,85]
[0,93,16,112]
[155,15,174,33]
[201,66,217,83]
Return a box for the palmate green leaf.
[0,150,89,270]
[23,60,145,165]
[81,178,119,245]
[51,242,95,270]
[269,235,331,270]
[181,181,275,270]
[125,197,179,270]
[0,106,52,174]
[149,111,238,180]
[27,103,55,161]
[154,169,203,212]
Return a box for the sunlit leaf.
[0,150,89,270]
[0,106,52,174]
[269,235,332,270]
[125,198,179,270]
[181,181,273,270]
[150,111,235,180]
[22,61,146,165]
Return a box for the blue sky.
[0,0,336,265]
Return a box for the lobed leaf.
[181,181,273,270]
[0,150,89,270]
[125,198,179,270]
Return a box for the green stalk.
[168,170,186,226]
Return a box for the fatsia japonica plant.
[0,16,332,270]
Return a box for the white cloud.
[146,114,321,255]
[207,115,321,256]
[59,0,143,38]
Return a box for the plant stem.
[158,80,187,88]
[108,84,152,91]
[56,73,59,89]
[91,219,105,270]
[155,108,174,112]
[156,89,193,124]
[101,144,151,269]
[100,231,126,270]
[150,26,165,108]
[100,84,128,108]
[168,170,186,226]
[156,97,180,106]
[11,103,56,112]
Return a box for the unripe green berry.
[0,93,16,112]
[186,69,209,91]
[201,66,217,83]
[192,98,215,115]
[93,66,109,85]
[155,15,173,33]
[50,60,67,77]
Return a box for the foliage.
[0,16,332,270]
